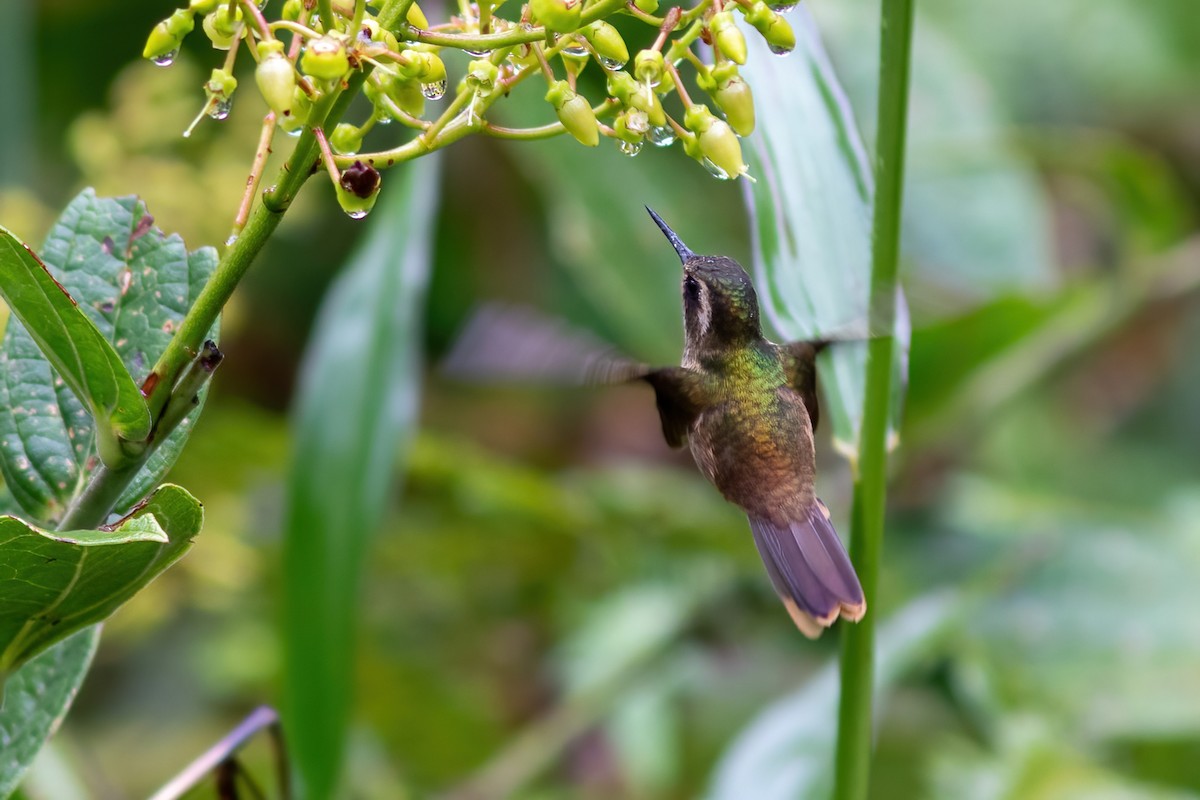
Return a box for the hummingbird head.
[646,207,762,352]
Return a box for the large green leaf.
[0,190,217,523]
[0,483,202,795]
[706,592,962,800]
[282,157,440,800]
[0,629,97,800]
[0,225,149,465]
[814,0,1055,300]
[740,9,909,456]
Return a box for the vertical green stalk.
[832,1,915,799]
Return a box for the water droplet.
[648,125,676,147]
[768,0,797,10]
[465,48,493,57]
[599,56,626,71]
[225,233,239,246]
[769,44,793,56]
[562,43,588,58]
[421,80,447,99]
[346,208,370,220]
[208,97,233,120]
[618,139,643,157]
[702,157,731,180]
[151,49,178,67]
[376,115,393,125]
[285,126,302,137]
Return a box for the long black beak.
[646,207,693,263]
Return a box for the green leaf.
[0,483,202,679]
[0,483,202,795]
[0,629,97,800]
[0,190,218,523]
[282,156,440,799]
[740,10,909,455]
[0,223,149,463]
[706,592,962,800]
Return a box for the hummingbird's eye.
[683,275,700,298]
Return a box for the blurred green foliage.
[2,0,1199,798]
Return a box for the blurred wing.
[642,367,711,449]
[748,500,865,638]
[781,339,829,431]
[442,304,649,386]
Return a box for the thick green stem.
[832,1,914,799]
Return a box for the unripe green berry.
[189,0,220,13]
[698,64,754,136]
[255,41,297,117]
[531,0,582,34]
[709,11,747,65]
[202,7,243,50]
[207,68,238,100]
[606,71,637,103]
[397,51,446,85]
[546,81,599,147]
[330,123,364,155]
[390,76,427,118]
[281,0,305,21]
[632,0,659,14]
[685,104,747,180]
[633,50,664,87]
[582,21,629,68]
[302,36,351,81]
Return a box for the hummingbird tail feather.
[748,501,866,638]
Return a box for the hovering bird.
[444,209,865,636]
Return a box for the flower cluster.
[144,0,795,218]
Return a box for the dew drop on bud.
[285,127,302,137]
[648,126,676,147]
[421,80,447,99]
[618,139,643,157]
[768,0,797,10]
[769,44,792,56]
[464,48,493,57]
[599,56,626,71]
[346,208,370,220]
[562,43,588,58]
[151,49,179,67]
[208,98,234,120]
[377,116,393,126]
[702,157,731,180]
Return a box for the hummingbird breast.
[687,364,818,523]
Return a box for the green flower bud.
[633,49,664,87]
[744,2,794,54]
[281,0,304,21]
[166,8,196,38]
[698,63,754,136]
[207,68,238,100]
[407,2,430,29]
[582,21,628,68]
[531,0,582,34]
[302,36,351,81]
[390,76,426,118]
[708,11,747,65]
[546,81,599,147]
[606,70,636,102]
[330,123,364,155]
[337,161,381,219]
[278,86,313,133]
[630,82,665,127]
[255,41,297,116]
[632,0,659,13]
[144,21,180,62]
[685,104,747,179]
[397,51,446,85]
[202,7,243,50]
[189,0,220,12]
[466,59,499,95]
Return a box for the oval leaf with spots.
[0,190,218,524]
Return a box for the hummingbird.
[636,208,865,637]
[442,209,866,636]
